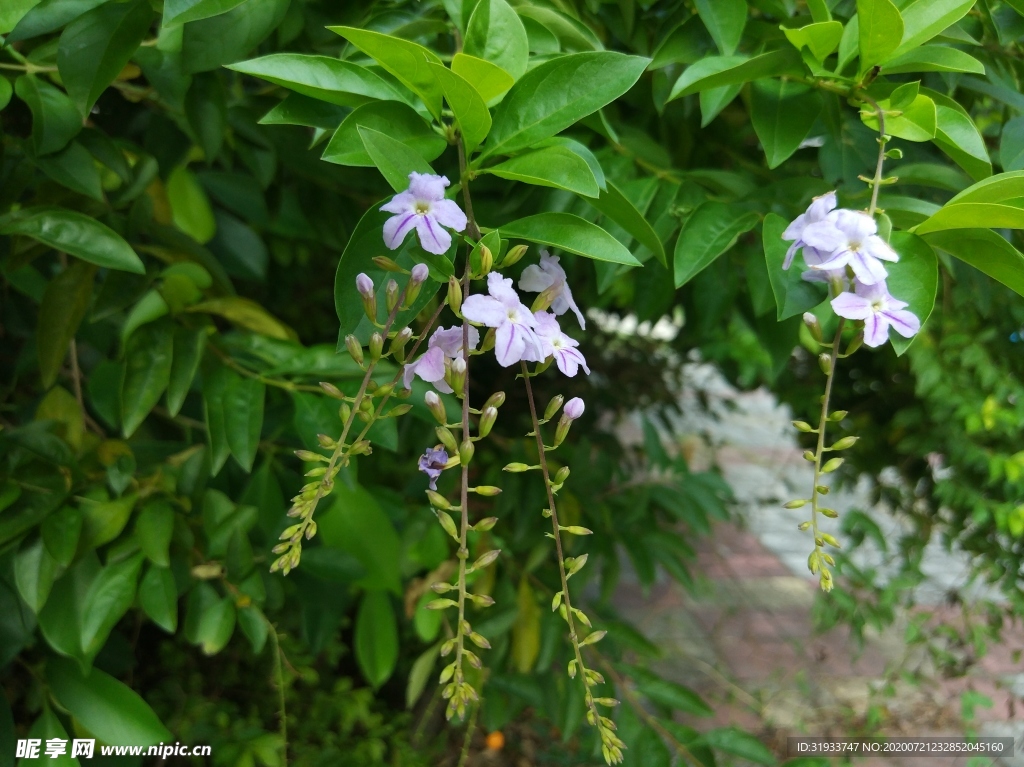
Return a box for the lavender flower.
[356,273,374,297]
[518,251,586,328]
[380,173,468,255]
[564,397,585,420]
[461,272,544,367]
[533,312,590,377]
[410,263,429,284]
[782,192,836,269]
[831,280,920,348]
[418,447,448,490]
[402,325,479,393]
[800,246,848,288]
[802,209,898,285]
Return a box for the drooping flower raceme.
[461,272,544,367]
[403,324,480,393]
[802,209,897,285]
[381,173,468,255]
[418,447,448,490]
[533,312,590,377]
[782,191,836,269]
[519,251,587,329]
[831,280,921,348]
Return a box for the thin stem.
[456,702,478,767]
[268,625,288,767]
[861,94,887,217]
[458,142,481,241]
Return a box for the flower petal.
[862,312,889,347]
[830,291,873,320]
[380,191,416,215]
[811,248,852,271]
[883,308,920,338]
[863,234,899,262]
[783,241,800,270]
[494,321,526,367]
[807,191,837,221]
[383,212,418,250]
[848,252,888,285]
[832,209,876,241]
[487,271,522,307]
[414,347,446,382]
[782,213,808,242]
[431,198,468,231]
[415,215,452,255]
[801,221,847,252]
[407,172,449,201]
[461,295,508,327]
[519,263,554,293]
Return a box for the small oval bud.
[783,499,807,509]
[450,356,467,397]
[554,466,570,484]
[845,332,863,356]
[501,244,528,268]
[390,326,413,363]
[821,457,844,473]
[792,420,816,433]
[426,490,451,510]
[372,256,403,272]
[544,394,564,421]
[356,273,374,298]
[480,328,496,353]
[385,279,400,313]
[473,517,498,531]
[447,276,463,315]
[472,485,502,496]
[478,406,497,438]
[798,521,812,531]
[484,391,505,410]
[830,410,848,421]
[820,508,839,518]
[345,334,364,365]
[479,244,493,275]
[563,397,585,420]
[436,426,458,454]
[369,332,384,360]
[319,381,344,399]
[410,263,429,285]
[830,436,858,451]
[425,391,447,424]
[818,353,832,375]
[459,439,475,465]
[802,450,815,462]
[802,312,822,342]
[503,462,530,472]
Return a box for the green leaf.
[698,727,774,765]
[48,655,172,746]
[80,552,144,657]
[188,297,296,340]
[485,145,599,197]
[180,0,289,74]
[782,21,844,61]
[329,26,444,119]
[668,49,803,99]
[30,140,104,200]
[14,74,82,155]
[318,483,402,594]
[259,92,347,129]
[57,0,153,116]
[694,0,746,55]
[167,165,216,244]
[37,555,97,668]
[406,643,440,709]
[223,371,264,472]
[227,54,408,108]
[750,80,821,169]
[451,52,514,103]
[944,170,1024,205]
[23,707,76,767]
[924,88,991,181]
[857,0,904,71]
[135,500,174,567]
[916,203,1024,234]
[465,0,528,80]
[354,591,399,689]
[14,537,58,614]
[322,101,445,167]
[121,320,173,438]
[502,212,642,266]
[674,202,759,287]
[586,180,666,267]
[861,93,937,142]
[893,0,975,58]
[517,6,602,52]
[164,0,247,28]
[357,126,434,192]
[81,494,136,549]
[923,228,1024,298]
[537,136,606,189]
[41,505,82,567]
[630,667,713,716]
[1001,116,1024,172]
[167,325,205,417]
[195,595,236,654]
[885,232,937,355]
[0,77,11,110]
[428,63,491,153]
[10,0,107,41]
[138,564,178,633]
[237,604,268,653]
[882,45,984,74]
[483,51,649,159]
[36,259,96,389]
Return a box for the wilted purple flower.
[402,325,479,393]
[418,447,448,490]
[782,192,836,270]
[802,209,897,285]
[356,273,374,298]
[564,397,585,420]
[831,280,920,348]
[518,251,586,329]
[461,272,544,367]
[410,263,429,284]
[380,173,468,255]
[533,312,590,377]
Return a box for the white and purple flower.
[802,209,898,285]
[782,192,836,270]
[418,447,448,490]
[461,272,544,367]
[381,173,468,255]
[403,324,480,393]
[518,251,586,329]
[533,312,590,377]
[830,280,920,348]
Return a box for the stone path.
[610,361,1024,766]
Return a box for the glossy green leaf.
[80,552,144,657]
[517,6,602,51]
[36,259,96,389]
[139,564,178,633]
[354,591,399,689]
[322,101,445,167]
[586,180,665,266]
[41,505,82,567]
[924,88,991,181]
[30,140,104,200]
[167,165,216,244]
[451,52,514,103]
[502,212,641,266]
[429,63,490,153]
[9,0,107,41]
[259,92,348,129]
[81,494,136,549]
[14,75,82,155]
[674,202,759,287]
[223,371,264,472]
[464,0,528,80]
[694,0,746,55]
[196,595,236,654]
[882,45,984,75]
[782,21,844,61]
[121,320,173,437]
[857,0,903,71]
[629,666,713,716]
[886,232,937,355]
[923,227,1024,298]
[751,80,821,169]
[919,202,1024,236]
[57,0,153,116]
[227,54,408,108]
[23,707,76,767]
[237,604,268,653]
[38,554,98,668]
[188,297,296,340]
[49,655,172,745]
[893,0,975,58]
[357,126,434,192]
[135,500,174,567]
[406,643,440,709]
[698,727,774,765]
[945,170,1024,205]
[483,52,649,158]
[164,0,247,28]
[1000,117,1024,172]
[668,50,802,99]
[14,537,58,614]
[180,0,290,74]
[537,136,606,189]
[861,94,936,142]
[318,483,402,594]
[167,325,205,417]
[329,26,444,119]
[486,145,599,197]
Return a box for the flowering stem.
[861,94,887,218]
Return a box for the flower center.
[414,201,432,216]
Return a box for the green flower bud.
[368,332,384,360]
[554,466,570,484]
[345,334,364,366]
[820,508,839,518]
[484,391,505,410]
[501,244,528,268]
[503,462,530,472]
[798,521,812,531]
[459,439,475,465]
[372,256,404,272]
[427,490,451,510]
[478,406,497,438]
[472,485,501,496]
[792,420,816,433]
[390,327,413,363]
[783,499,807,509]
[385,279,400,313]
[802,312,822,342]
[845,332,863,356]
[818,353,832,375]
[425,391,447,424]
[447,275,462,315]
[829,410,848,421]
[821,457,844,473]
[319,381,344,399]
[830,436,858,451]
[436,426,458,454]
[479,244,493,275]
[544,394,564,421]
[472,517,498,531]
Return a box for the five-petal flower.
[830,280,920,348]
[380,173,468,255]
[782,191,837,270]
[533,312,590,377]
[519,251,587,328]
[403,324,480,393]
[802,209,898,285]
[461,272,544,367]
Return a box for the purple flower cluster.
[381,173,468,255]
[783,192,920,348]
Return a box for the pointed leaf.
[322,101,445,167]
[674,202,758,287]
[451,52,514,103]
[227,54,409,107]
[429,63,491,153]
[587,180,666,266]
[502,212,641,265]
[485,145,599,197]
[359,126,435,193]
[138,564,178,633]
[857,0,904,71]
[465,0,528,79]
[669,50,802,100]
[355,591,398,689]
[885,232,937,355]
[923,227,1024,298]
[121,320,173,438]
[694,0,746,55]
[751,80,821,169]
